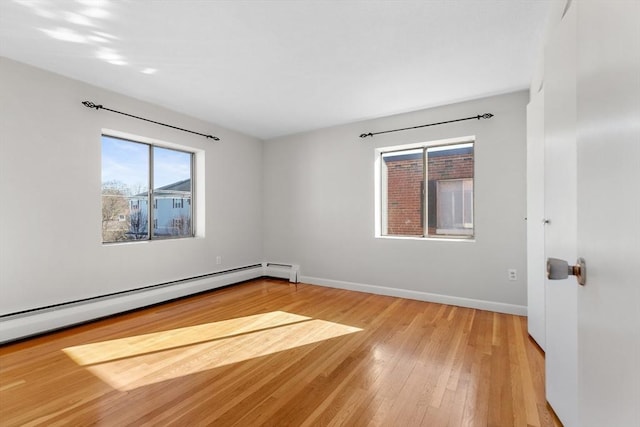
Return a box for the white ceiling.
[0,0,550,139]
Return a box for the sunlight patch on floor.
[64,311,311,365]
[63,311,361,391]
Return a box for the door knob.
[546,257,586,286]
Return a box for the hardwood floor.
[0,279,561,426]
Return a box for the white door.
[576,2,640,426]
[526,90,545,350]
[543,2,578,425]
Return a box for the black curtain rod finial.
[360,133,373,138]
[82,101,102,110]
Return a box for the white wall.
[0,58,263,315]
[0,57,528,318]
[263,91,529,313]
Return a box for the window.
[101,135,194,243]
[378,138,474,239]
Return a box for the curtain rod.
[81,101,220,141]
[359,113,493,139]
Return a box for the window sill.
[375,235,475,242]
[102,236,199,246]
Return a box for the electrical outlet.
[216,256,222,265]
[508,269,517,281]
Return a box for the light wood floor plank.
[0,279,561,426]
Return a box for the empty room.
[0,1,637,426]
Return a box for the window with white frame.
[101,135,194,243]
[378,138,474,239]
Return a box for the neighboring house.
[128,179,192,238]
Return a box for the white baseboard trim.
[0,265,263,344]
[300,275,527,316]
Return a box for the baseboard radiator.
[0,262,300,344]
[262,262,300,283]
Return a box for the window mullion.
[423,147,427,238]
[190,152,195,237]
[148,144,154,240]
[380,154,384,235]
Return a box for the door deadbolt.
[547,257,586,286]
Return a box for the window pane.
[427,143,474,236]
[152,147,192,238]
[437,180,463,229]
[101,137,149,243]
[463,179,473,226]
[382,149,424,236]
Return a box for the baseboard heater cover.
[0,264,264,344]
[262,262,300,283]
